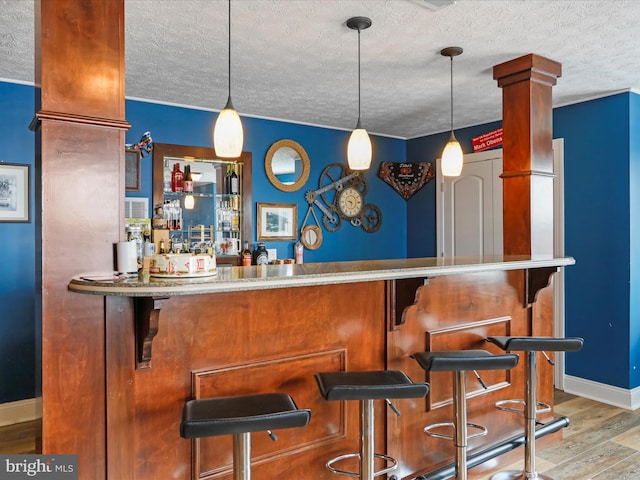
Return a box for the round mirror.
[301,225,322,250]
[265,140,310,192]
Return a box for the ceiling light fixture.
[346,16,372,171]
[213,0,243,158]
[440,46,464,177]
[184,194,195,210]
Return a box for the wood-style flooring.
[471,391,640,480]
[0,392,638,479]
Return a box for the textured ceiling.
[2,0,640,139]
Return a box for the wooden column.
[493,54,561,256]
[34,1,128,478]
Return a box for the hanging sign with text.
[471,128,503,152]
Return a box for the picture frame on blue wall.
[125,148,141,191]
[0,162,30,223]
[257,202,298,241]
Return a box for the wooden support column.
[34,1,128,478]
[493,54,561,256]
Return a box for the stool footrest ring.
[495,399,551,415]
[423,421,488,440]
[326,452,398,478]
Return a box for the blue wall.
[3,81,639,404]
[0,83,36,403]
[125,100,407,263]
[554,94,633,389]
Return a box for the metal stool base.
[491,470,555,480]
[496,399,551,415]
[424,421,488,441]
[326,452,398,478]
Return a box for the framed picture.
[0,163,30,223]
[125,148,141,191]
[257,202,298,241]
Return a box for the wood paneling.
[35,2,127,478]
[387,271,532,479]
[493,54,561,257]
[105,281,387,480]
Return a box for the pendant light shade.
[213,0,244,158]
[441,46,463,177]
[346,16,372,171]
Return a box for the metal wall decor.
[302,163,381,235]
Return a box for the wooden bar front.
[93,260,564,480]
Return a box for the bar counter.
[69,254,574,296]
[68,255,574,480]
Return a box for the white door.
[436,149,503,257]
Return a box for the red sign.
[471,128,503,152]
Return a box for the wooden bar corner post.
[493,54,561,257]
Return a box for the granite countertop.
[68,255,575,297]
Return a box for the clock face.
[337,187,363,218]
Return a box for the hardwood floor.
[471,391,640,480]
[0,392,638,479]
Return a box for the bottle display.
[241,241,252,266]
[158,156,245,264]
[171,163,184,192]
[183,165,193,193]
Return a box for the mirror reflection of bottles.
[223,164,239,194]
[183,165,193,193]
[163,199,182,230]
[171,163,184,192]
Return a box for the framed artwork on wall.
[257,202,297,241]
[125,148,141,191]
[0,163,30,223]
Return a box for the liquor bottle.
[241,241,252,266]
[223,165,232,194]
[163,164,172,192]
[230,165,239,195]
[171,163,184,192]
[183,165,193,193]
[252,243,268,266]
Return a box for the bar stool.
[412,350,519,480]
[180,392,311,480]
[486,336,584,480]
[315,370,429,480]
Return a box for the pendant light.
[213,0,244,158]
[440,46,463,177]
[346,16,372,171]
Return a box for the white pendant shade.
[347,127,372,171]
[441,132,463,177]
[213,101,243,158]
[184,194,195,210]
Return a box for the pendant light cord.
[357,27,361,123]
[449,55,454,132]
[227,0,232,99]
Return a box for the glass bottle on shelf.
[183,165,193,193]
[223,165,232,194]
[230,165,239,195]
[163,164,172,192]
[171,163,184,192]
[241,241,252,266]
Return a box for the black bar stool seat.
[181,393,311,480]
[412,350,519,480]
[315,370,429,480]
[486,336,584,480]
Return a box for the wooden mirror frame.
[152,143,252,265]
[264,139,310,192]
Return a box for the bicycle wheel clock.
[302,163,382,236]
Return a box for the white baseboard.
[563,375,640,411]
[0,398,37,427]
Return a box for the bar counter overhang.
[68,255,574,479]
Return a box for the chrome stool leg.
[491,351,552,480]
[233,432,251,480]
